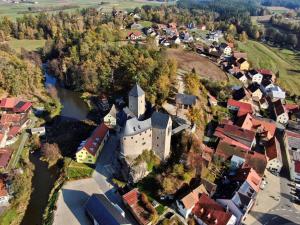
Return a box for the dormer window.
[207,213,211,219]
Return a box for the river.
[21,68,89,225]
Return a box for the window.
[142,142,146,145]
[157,137,159,139]
[131,137,133,139]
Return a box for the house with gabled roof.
[76,123,109,164]
[176,184,208,219]
[193,194,237,225]
[217,168,261,224]
[234,72,248,84]
[214,124,256,150]
[266,137,283,173]
[247,83,263,102]
[0,177,10,205]
[236,114,276,142]
[273,99,289,125]
[215,140,267,176]
[85,194,131,225]
[227,99,253,117]
[104,104,118,129]
[235,58,249,71]
[122,188,152,225]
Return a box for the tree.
[184,71,200,96]
[239,31,248,42]
[287,34,298,48]
[41,143,62,163]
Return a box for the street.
[246,130,300,225]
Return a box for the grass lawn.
[0,207,18,225]
[7,39,46,53]
[237,40,300,95]
[0,0,164,19]
[65,159,94,180]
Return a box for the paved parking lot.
[53,178,100,225]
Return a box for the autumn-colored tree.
[41,143,62,163]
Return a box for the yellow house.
[76,123,109,164]
[104,104,117,129]
[236,58,250,71]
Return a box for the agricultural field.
[237,40,300,95]
[7,39,46,52]
[266,6,292,14]
[166,48,227,81]
[0,0,165,19]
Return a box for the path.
[8,117,37,169]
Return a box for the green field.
[7,39,46,52]
[0,0,164,19]
[237,40,300,95]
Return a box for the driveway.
[53,178,99,225]
[53,135,138,225]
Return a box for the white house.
[267,86,286,101]
[273,100,289,124]
[234,72,248,84]
[104,104,117,129]
[252,73,263,84]
[0,179,9,206]
[266,137,283,173]
[176,185,208,219]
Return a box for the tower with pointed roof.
[128,84,146,120]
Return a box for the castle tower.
[151,112,172,160]
[129,84,146,119]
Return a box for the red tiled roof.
[238,114,276,140]
[8,126,21,138]
[0,98,18,109]
[193,194,232,225]
[0,114,25,125]
[216,140,267,176]
[285,104,300,113]
[0,178,8,197]
[128,31,142,36]
[295,161,300,173]
[122,189,151,225]
[257,69,273,76]
[234,168,262,192]
[78,123,109,156]
[13,101,32,113]
[266,137,281,160]
[227,99,253,116]
[123,188,139,206]
[286,130,300,139]
[181,185,208,209]
[0,148,12,168]
[214,124,256,149]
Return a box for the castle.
[120,84,172,161]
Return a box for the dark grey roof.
[85,194,130,225]
[151,111,170,129]
[176,93,197,106]
[129,84,145,97]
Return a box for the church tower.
[128,84,146,119]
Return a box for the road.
[8,117,37,169]
[249,130,300,225]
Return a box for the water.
[21,67,89,225]
[21,152,60,225]
[44,70,89,120]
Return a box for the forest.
[261,0,300,9]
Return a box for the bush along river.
[21,66,89,225]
